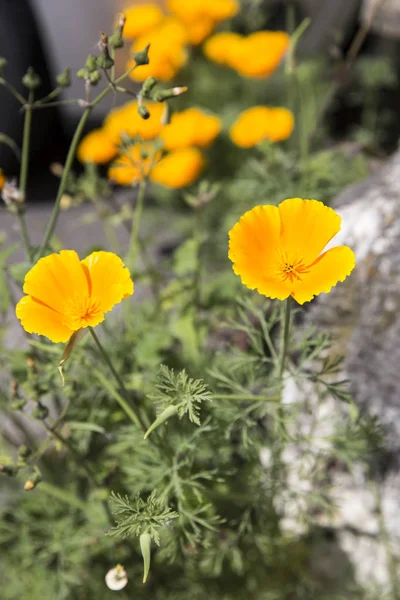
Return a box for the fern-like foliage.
[109,490,178,545]
[148,364,212,425]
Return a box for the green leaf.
[173,238,200,276]
[8,261,31,286]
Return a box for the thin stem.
[0,79,26,105]
[127,177,147,272]
[37,107,91,258]
[35,86,61,105]
[278,297,291,379]
[213,394,280,402]
[28,99,82,110]
[193,206,204,308]
[89,327,147,432]
[18,89,34,260]
[36,64,138,261]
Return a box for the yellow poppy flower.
[104,101,166,144]
[168,0,239,23]
[160,108,221,150]
[203,32,243,65]
[108,143,162,186]
[185,16,216,45]
[77,129,118,164]
[204,31,289,78]
[228,198,355,305]
[128,18,188,82]
[0,168,6,190]
[230,31,290,78]
[230,106,294,148]
[16,251,134,343]
[150,147,205,188]
[123,4,164,39]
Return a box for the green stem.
[36,64,138,261]
[278,297,291,379]
[127,177,147,272]
[89,327,147,432]
[40,481,89,512]
[0,79,26,105]
[193,205,204,308]
[213,394,280,402]
[17,90,34,260]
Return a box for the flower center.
[279,254,310,283]
[62,294,103,331]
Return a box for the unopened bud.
[144,405,177,439]
[0,464,19,477]
[1,179,24,207]
[56,67,71,88]
[141,77,158,99]
[18,445,31,460]
[138,105,150,120]
[85,54,98,73]
[50,163,64,178]
[0,57,7,77]
[60,194,72,210]
[153,86,188,102]
[133,44,150,66]
[89,70,101,85]
[24,471,42,491]
[11,397,27,411]
[140,532,152,583]
[22,67,41,90]
[96,33,114,70]
[105,564,128,591]
[109,13,126,49]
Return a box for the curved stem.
[89,327,147,433]
[17,90,34,260]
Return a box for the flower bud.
[22,67,41,90]
[133,44,150,66]
[89,70,101,85]
[153,86,188,102]
[144,405,177,439]
[85,54,98,73]
[109,13,126,49]
[0,57,7,77]
[140,532,152,583]
[105,564,128,591]
[141,77,158,99]
[0,463,19,477]
[11,397,27,411]
[96,33,114,70]
[138,105,150,120]
[18,445,31,460]
[24,471,42,491]
[56,67,71,88]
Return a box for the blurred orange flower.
[0,168,6,190]
[167,0,239,44]
[150,147,206,188]
[128,18,188,81]
[104,101,166,144]
[160,108,221,150]
[108,142,162,186]
[228,198,355,304]
[16,250,133,342]
[204,31,289,78]
[230,106,294,148]
[123,4,164,39]
[77,129,118,164]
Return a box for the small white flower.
[105,564,128,591]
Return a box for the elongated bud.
[144,405,177,439]
[153,86,188,102]
[0,57,7,77]
[22,66,41,90]
[85,55,98,72]
[58,329,88,386]
[56,67,71,88]
[141,77,158,99]
[97,33,114,70]
[24,470,42,491]
[140,532,152,583]
[109,12,126,49]
[138,105,150,120]
[133,44,150,66]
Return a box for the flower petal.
[23,250,89,313]
[228,205,292,299]
[16,296,74,343]
[81,251,134,314]
[291,246,356,305]
[278,198,342,264]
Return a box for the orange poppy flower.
[230,106,294,148]
[150,147,205,188]
[0,168,6,190]
[104,101,166,145]
[160,108,221,150]
[77,129,118,164]
[123,4,164,39]
[16,251,133,342]
[108,142,162,186]
[228,198,355,304]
